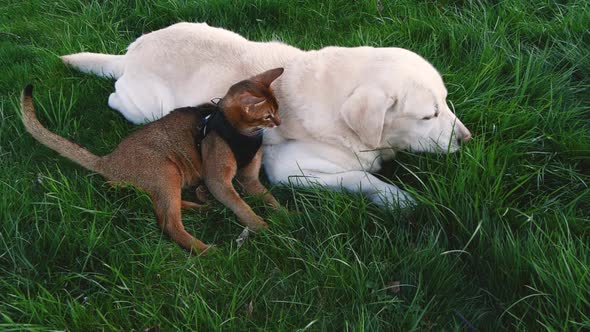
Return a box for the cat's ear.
[251,67,284,87]
[240,95,266,112]
[240,95,265,105]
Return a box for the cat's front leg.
[237,150,281,209]
[206,176,269,230]
[202,140,268,230]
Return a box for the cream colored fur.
[61,22,471,208]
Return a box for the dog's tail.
[61,52,125,79]
[20,85,102,172]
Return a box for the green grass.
[1,0,589,330]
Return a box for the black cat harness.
[198,102,263,169]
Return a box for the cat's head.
[220,67,284,135]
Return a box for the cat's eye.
[264,115,273,120]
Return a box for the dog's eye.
[421,113,437,120]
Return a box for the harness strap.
[199,107,263,169]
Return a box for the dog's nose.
[456,126,472,146]
[462,129,472,143]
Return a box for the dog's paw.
[367,187,416,209]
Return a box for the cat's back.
[110,104,215,156]
[161,104,216,138]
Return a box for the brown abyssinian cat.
[20,68,285,253]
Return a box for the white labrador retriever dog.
[61,22,471,208]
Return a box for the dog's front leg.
[263,141,416,209]
[287,170,416,209]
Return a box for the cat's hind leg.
[150,165,211,253]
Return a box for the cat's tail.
[20,85,102,173]
[61,52,125,79]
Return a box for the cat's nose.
[273,116,281,126]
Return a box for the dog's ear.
[340,87,390,149]
[251,67,284,87]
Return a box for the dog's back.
[62,23,301,124]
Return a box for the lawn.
[1,0,589,330]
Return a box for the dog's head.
[340,49,471,156]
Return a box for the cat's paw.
[190,239,215,255]
[181,200,208,210]
[195,184,211,203]
[199,244,218,256]
[264,195,282,210]
[276,206,302,217]
[244,215,269,231]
